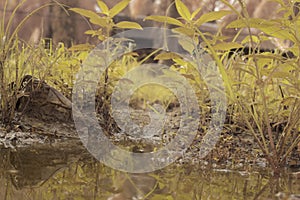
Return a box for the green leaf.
[173,27,195,37]
[154,52,181,60]
[227,18,295,41]
[84,29,103,37]
[261,28,294,42]
[288,45,299,57]
[109,0,130,18]
[191,6,202,20]
[70,8,97,18]
[114,21,142,29]
[173,58,187,66]
[175,0,191,21]
[144,16,183,26]
[178,37,195,53]
[195,10,232,26]
[89,17,107,27]
[212,42,243,51]
[96,0,109,15]
[241,35,260,44]
[256,54,273,68]
[97,35,106,41]
[70,8,106,27]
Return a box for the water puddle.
[0,141,299,200]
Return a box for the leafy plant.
[145,0,300,174]
[220,0,300,174]
[0,0,86,126]
[0,0,57,125]
[70,0,142,42]
[69,0,145,132]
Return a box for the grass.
[0,0,74,124]
[136,0,300,174]
[0,0,299,175]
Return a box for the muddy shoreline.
[0,75,299,171]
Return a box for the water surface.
[0,140,299,200]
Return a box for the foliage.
[145,0,300,174]
[70,0,184,121]
[0,0,86,125]
[70,0,142,42]
[225,0,300,173]
[0,0,298,175]
[0,0,56,124]
[27,41,88,98]
[69,0,299,173]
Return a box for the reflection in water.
[107,174,161,200]
[0,141,299,200]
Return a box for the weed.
[0,0,84,126]
[145,0,299,174]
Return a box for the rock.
[15,75,76,138]
[16,75,72,123]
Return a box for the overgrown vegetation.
[0,0,85,125]
[0,0,299,175]
[144,0,300,174]
[0,0,49,124]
